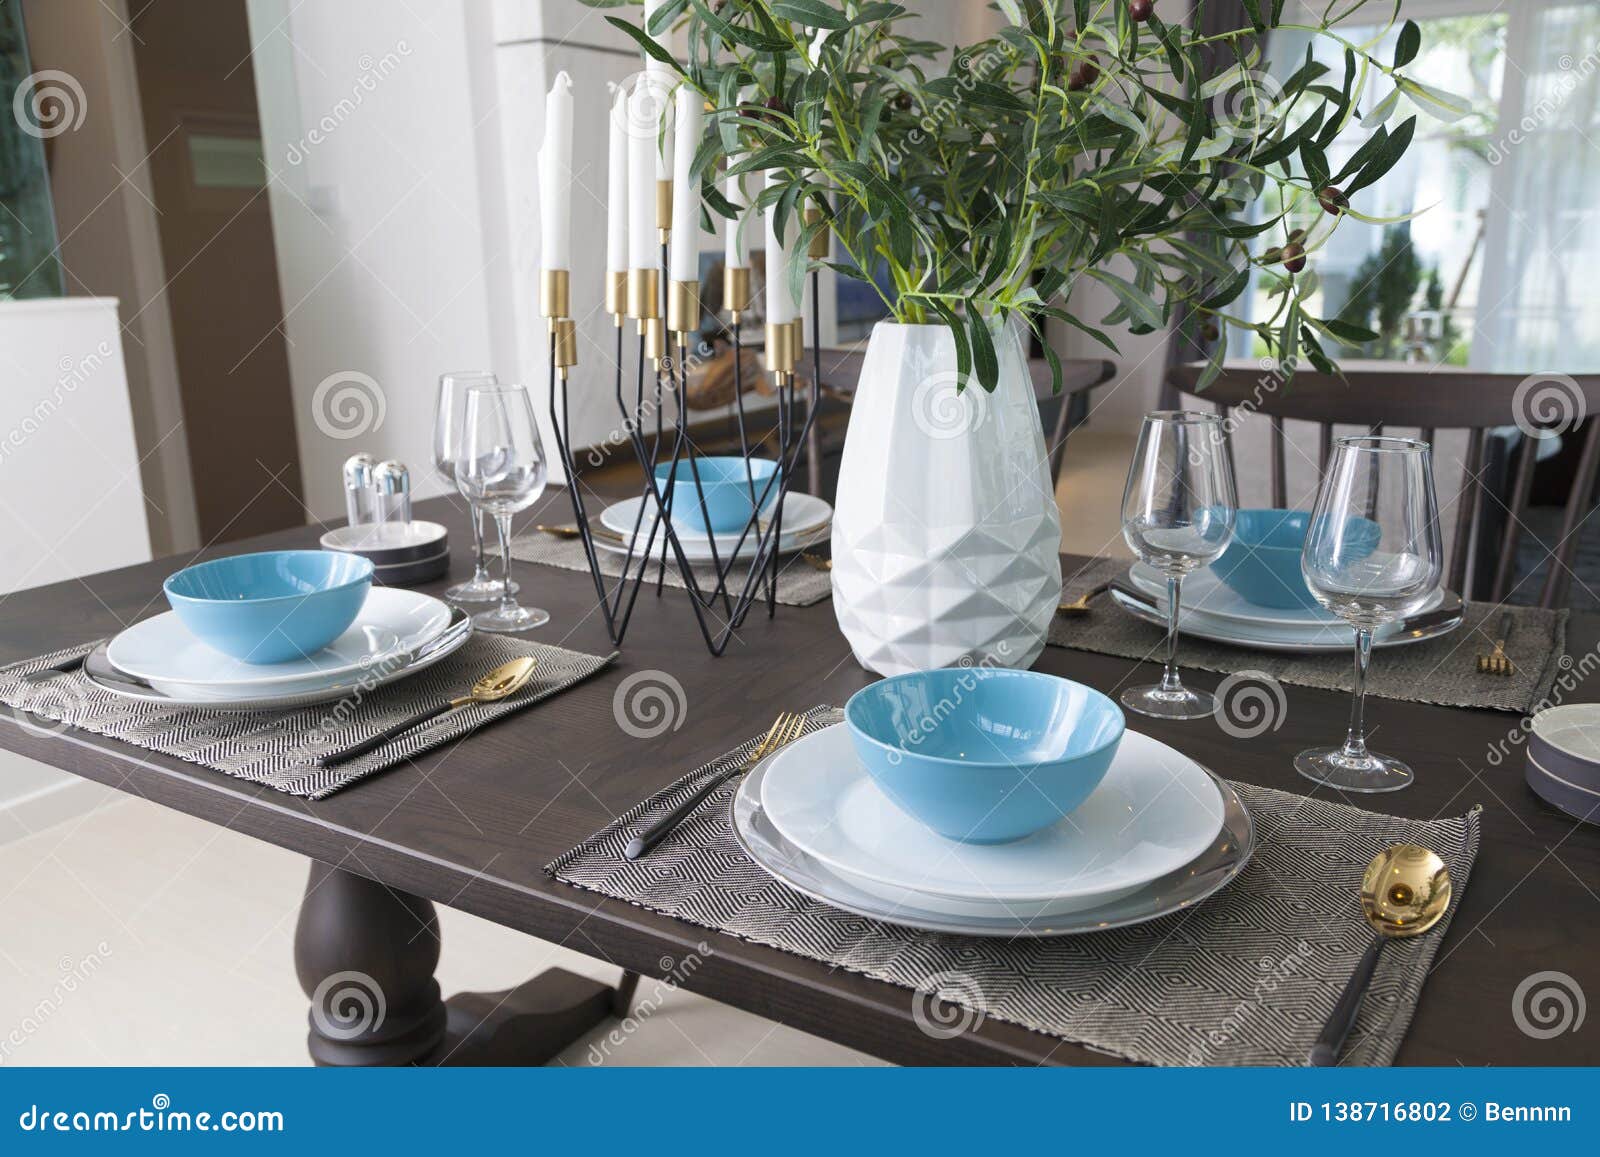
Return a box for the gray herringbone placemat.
[0,635,615,799]
[511,529,832,607]
[1050,557,1565,714]
[549,708,1481,1067]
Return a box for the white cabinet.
[0,296,152,593]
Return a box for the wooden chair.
[1165,362,1600,609]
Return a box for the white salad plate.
[596,492,831,561]
[84,608,472,711]
[732,750,1254,938]
[106,588,455,697]
[759,724,1226,918]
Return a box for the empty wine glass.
[435,371,517,604]
[1298,436,1442,792]
[452,382,549,633]
[1119,411,1237,719]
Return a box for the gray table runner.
[0,635,615,800]
[1052,557,1565,714]
[511,530,833,607]
[549,707,1481,1067]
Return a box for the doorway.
[128,0,304,542]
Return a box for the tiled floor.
[0,785,876,1067]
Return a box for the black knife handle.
[624,768,738,860]
[1309,935,1385,1066]
[319,701,456,768]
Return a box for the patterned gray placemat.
[548,708,1482,1067]
[1049,558,1565,714]
[0,634,615,800]
[511,528,833,608]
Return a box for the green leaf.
[1240,0,1266,34]
[1085,268,1163,330]
[1320,318,1380,344]
[605,15,687,75]
[646,0,687,35]
[928,299,972,383]
[770,0,853,31]
[1344,115,1415,195]
[1361,85,1401,128]
[1393,19,1421,69]
[968,312,1000,392]
[1396,76,1472,123]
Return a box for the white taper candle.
[539,71,573,270]
[606,84,628,275]
[669,85,703,282]
[764,171,797,325]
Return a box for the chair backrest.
[1165,362,1600,609]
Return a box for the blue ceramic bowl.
[1210,508,1318,610]
[844,669,1126,844]
[653,457,779,535]
[162,550,374,664]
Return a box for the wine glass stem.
[1161,573,1185,694]
[471,508,490,581]
[1342,627,1375,761]
[494,512,516,614]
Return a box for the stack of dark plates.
[320,522,449,586]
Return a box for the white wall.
[247,0,514,518]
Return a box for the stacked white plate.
[731,723,1254,937]
[1119,562,1459,652]
[597,492,831,563]
[85,588,471,711]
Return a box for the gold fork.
[1058,580,1112,616]
[1477,611,1516,676]
[624,712,807,860]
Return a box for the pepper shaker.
[372,460,412,525]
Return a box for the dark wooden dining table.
[2,493,1596,1066]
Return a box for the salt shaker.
[342,453,377,526]
[372,460,412,525]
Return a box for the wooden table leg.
[293,863,637,1066]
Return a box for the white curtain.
[1475,2,1600,371]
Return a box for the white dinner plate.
[85,609,473,711]
[760,725,1225,917]
[1110,588,1460,653]
[107,588,454,695]
[732,752,1255,937]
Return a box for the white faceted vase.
[830,320,1062,676]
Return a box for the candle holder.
[540,268,570,326]
[547,239,823,655]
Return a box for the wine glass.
[1119,411,1237,719]
[452,382,549,633]
[1298,436,1442,792]
[435,371,517,603]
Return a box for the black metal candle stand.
[547,255,823,657]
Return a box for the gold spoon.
[1309,843,1452,1066]
[318,656,539,767]
[1058,580,1112,616]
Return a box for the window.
[1235,0,1599,372]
